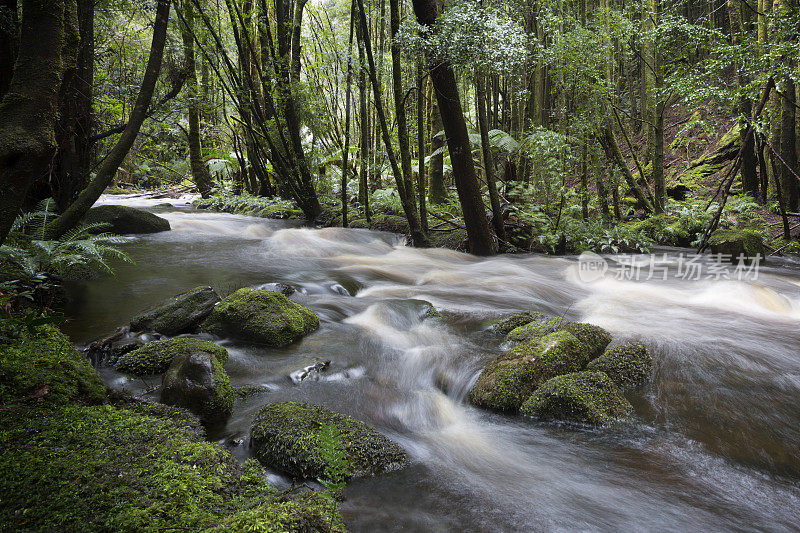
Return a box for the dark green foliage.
[429,229,469,250]
[587,343,653,389]
[194,194,304,220]
[469,330,592,412]
[250,402,408,480]
[114,338,228,376]
[130,286,220,336]
[520,370,632,426]
[0,324,106,405]
[84,204,170,234]
[201,288,319,347]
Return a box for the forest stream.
[62,196,800,532]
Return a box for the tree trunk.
[417,59,428,232]
[780,77,798,210]
[0,0,71,244]
[411,0,494,255]
[340,0,356,227]
[0,0,17,98]
[48,0,170,238]
[475,70,506,240]
[180,0,213,197]
[428,83,447,203]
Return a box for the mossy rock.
[130,286,221,336]
[369,214,411,234]
[506,313,567,344]
[491,311,539,335]
[625,215,692,247]
[161,351,234,424]
[469,330,592,412]
[250,402,408,480]
[708,228,766,262]
[84,204,170,234]
[587,343,653,389]
[520,370,632,426]
[201,288,319,347]
[348,218,370,229]
[258,205,305,220]
[0,401,343,531]
[0,324,106,406]
[430,229,469,250]
[560,322,611,360]
[114,338,228,376]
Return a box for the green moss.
[520,370,632,426]
[233,384,271,399]
[114,338,228,376]
[587,343,653,389]
[348,218,370,229]
[0,402,308,531]
[469,330,591,412]
[708,228,766,261]
[559,322,611,360]
[429,229,469,250]
[0,324,106,406]
[506,314,567,343]
[250,402,408,480]
[491,311,538,335]
[130,286,220,336]
[369,214,411,234]
[201,288,319,347]
[624,215,692,247]
[208,491,345,532]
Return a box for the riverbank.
[0,323,344,531]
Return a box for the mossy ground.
[114,337,229,376]
[0,324,106,405]
[250,402,408,480]
[202,288,319,347]
[520,370,632,426]
[0,324,343,531]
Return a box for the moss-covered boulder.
[208,490,344,532]
[369,214,411,234]
[560,322,612,360]
[430,229,469,250]
[84,204,170,234]
[469,330,592,412]
[520,370,632,426]
[161,351,234,424]
[708,228,766,262]
[114,338,228,376]
[506,313,567,344]
[348,218,370,229]
[492,311,539,335]
[587,343,653,389]
[201,288,319,347]
[130,286,221,336]
[0,324,106,406]
[250,402,408,480]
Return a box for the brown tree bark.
[475,70,506,240]
[0,0,71,244]
[48,0,170,238]
[410,0,495,255]
[427,83,447,204]
[0,0,17,98]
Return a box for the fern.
[317,423,352,497]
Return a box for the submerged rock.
[587,343,653,389]
[708,228,766,262]
[201,288,319,347]
[130,286,221,336]
[114,338,228,376]
[369,214,410,234]
[250,402,408,480]
[161,350,234,423]
[469,330,591,412]
[84,204,170,234]
[520,371,632,426]
[289,359,331,383]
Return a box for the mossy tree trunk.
[180,0,213,198]
[411,0,495,255]
[427,89,447,204]
[0,0,72,245]
[0,0,19,99]
[47,0,170,239]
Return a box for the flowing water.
[64,196,800,532]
